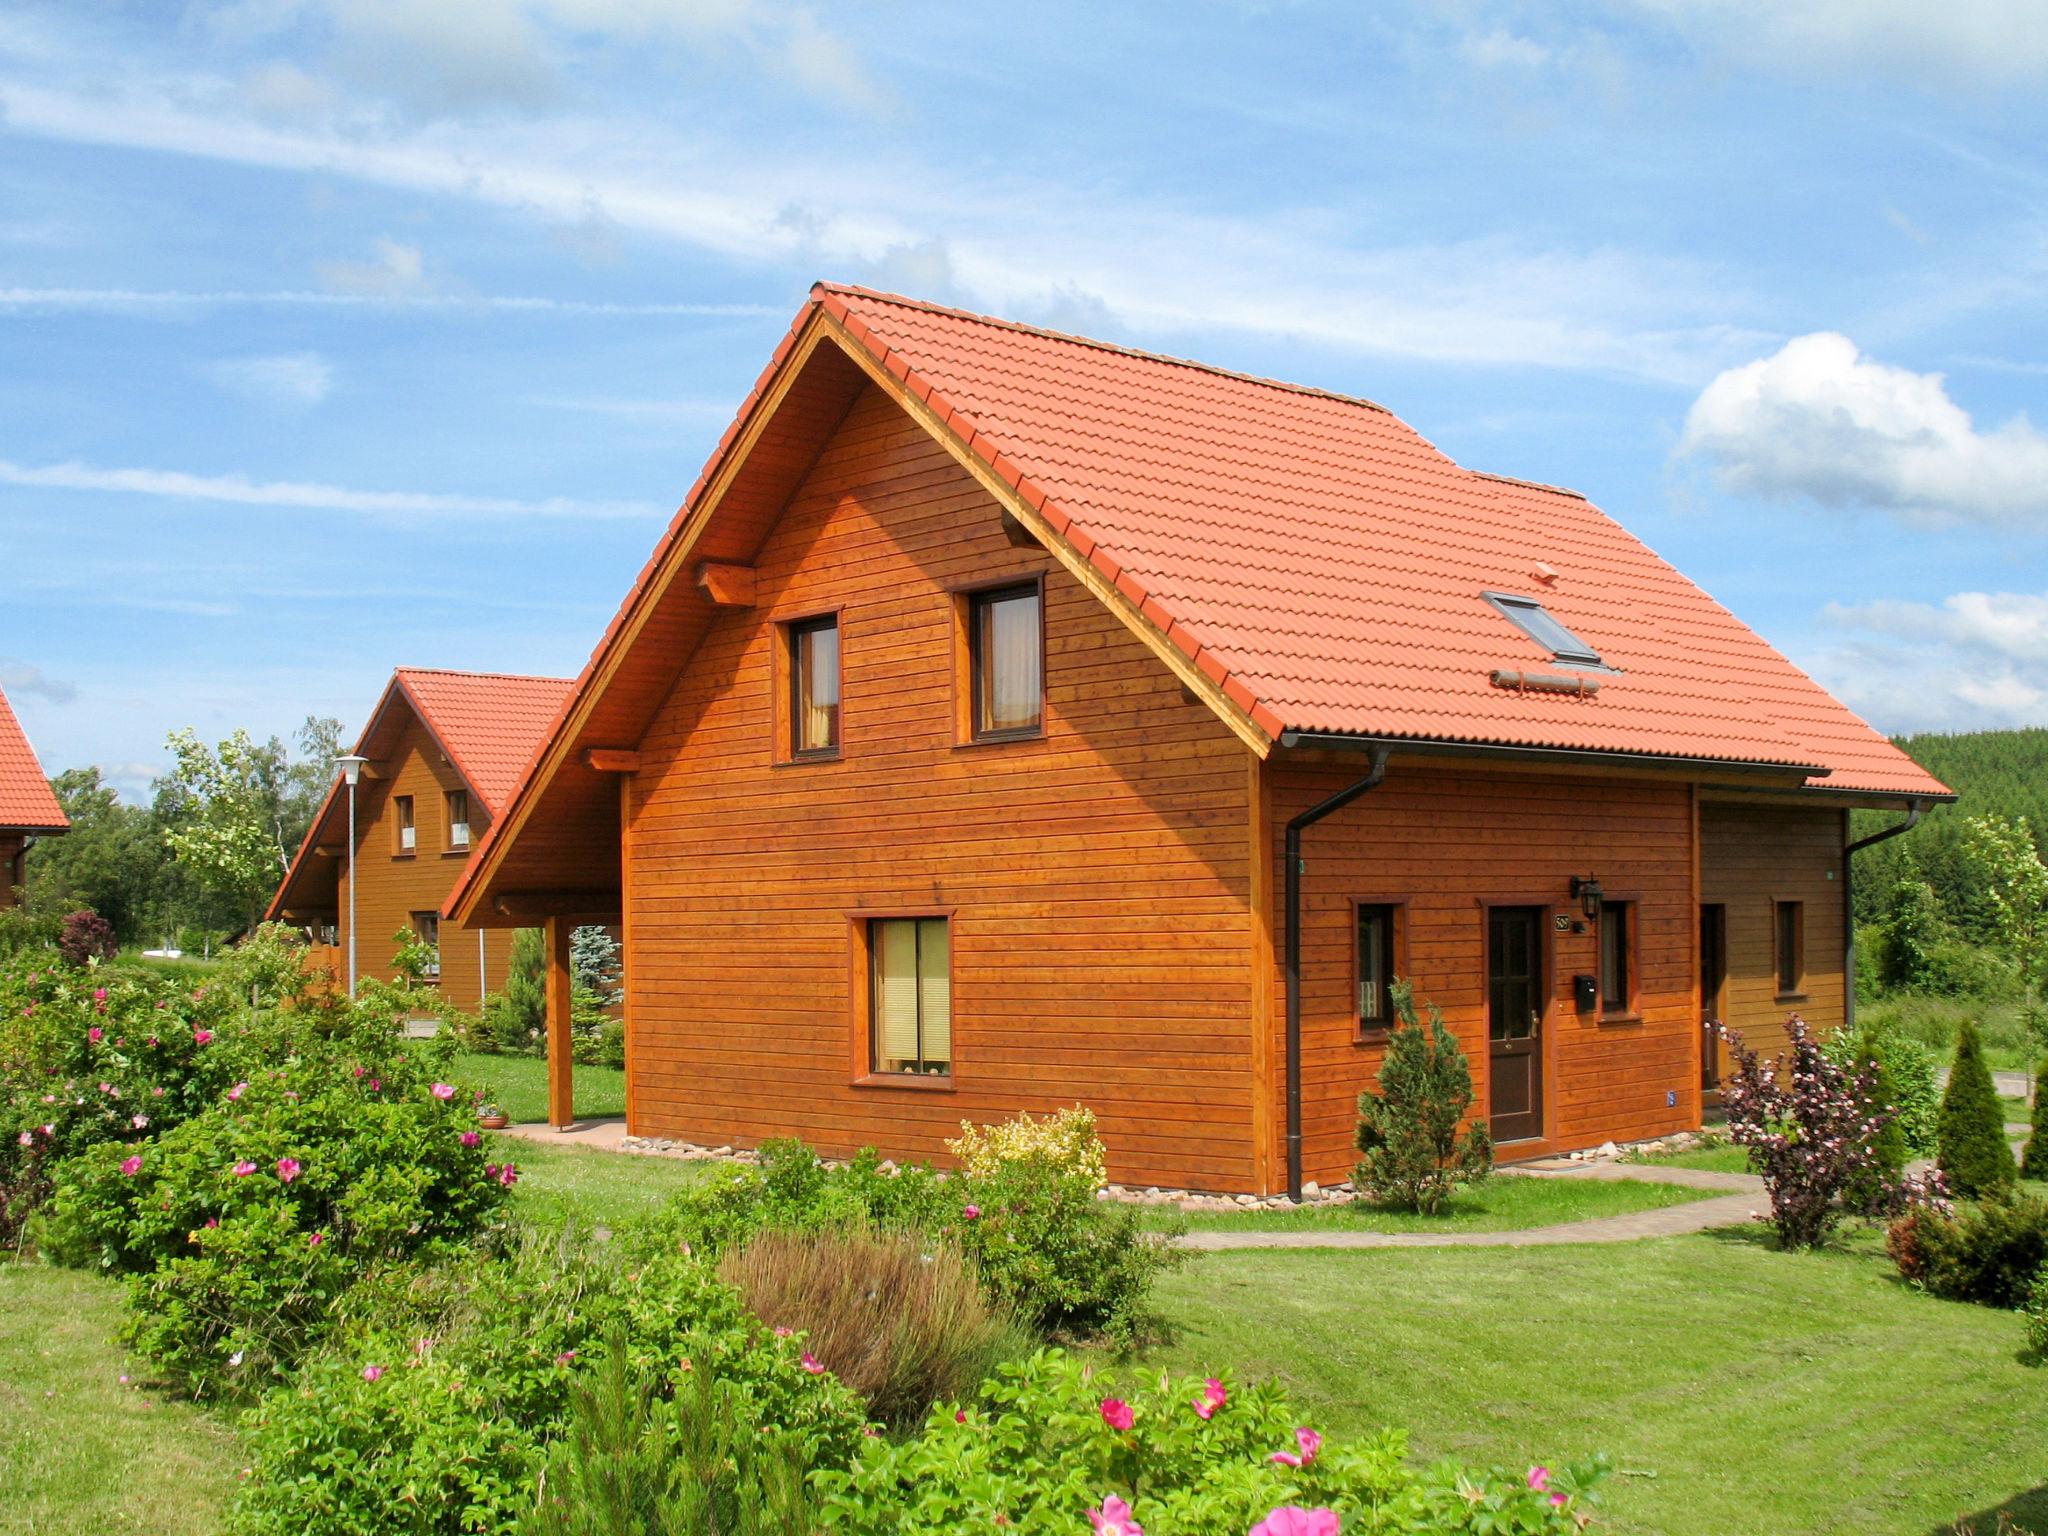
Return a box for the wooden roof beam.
[585,748,642,773]
[696,561,757,607]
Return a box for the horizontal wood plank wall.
[1699,801,1846,1065]
[335,712,518,1009]
[0,835,22,909]
[1268,759,1698,1185]
[625,384,1258,1190]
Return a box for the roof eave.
[1274,729,1829,782]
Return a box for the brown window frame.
[1597,897,1640,1022]
[444,789,470,852]
[1774,899,1806,1000]
[964,579,1045,744]
[391,794,416,857]
[407,909,441,982]
[1351,900,1406,1042]
[847,908,957,1090]
[785,613,843,760]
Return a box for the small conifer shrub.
[1938,1019,2017,1199]
[1354,982,1492,1213]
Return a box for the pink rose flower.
[962,1204,981,1220]
[1088,1495,1143,1536]
[1193,1377,1227,1419]
[192,1029,213,1045]
[1100,1398,1135,1432]
[119,1155,142,1176]
[87,1026,102,1043]
[1249,1509,1339,1536]
[16,1131,29,1147]
[276,1158,301,1184]
[800,1352,825,1375]
[1527,1467,1550,1493]
[131,1114,149,1129]
[556,1350,577,1366]
[93,987,107,1002]
[774,1326,793,1338]
[1270,1427,1322,1468]
[308,1232,324,1246]
[431,1083,456,1100]
[497,1163,518,1188]
[228,1083,247,1102]
[361,1364,384,1382]
[232,1161,257,1177]
[459,1131,480,1148]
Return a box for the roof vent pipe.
[1491,669,1600,697]
[1283,746,1391,1201]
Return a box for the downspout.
[1843,799,1927,1033]
[1283,746,1391,1200]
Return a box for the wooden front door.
[1487,906,1545,1143]
[1700,904,1727,1094]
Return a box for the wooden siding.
[1269,759,1702,1187]
[0,834,22,909]
[333,712,521,1008]
[623,383,1259,1190]
[1699,800,1847,1070]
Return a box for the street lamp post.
[334,755,368,998]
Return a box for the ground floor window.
[1598,900,1633,1016]
[1355,903,1399,1037]
[870,917,950,1076]
[408,910,442,981]
[1775,900,1804,997]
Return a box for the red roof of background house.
[813,284,1948,799]
[266,668,571,920]
[0,684,67,832]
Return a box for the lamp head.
[1569,874,1604,921]
[334,754,368,787]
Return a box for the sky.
[1,0,2045,801]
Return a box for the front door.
[1487,906,1545,1143]
[1700,904,1727,1095]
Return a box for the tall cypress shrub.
[2021,1072,2047,1182]
[1938,1020,2017,1199]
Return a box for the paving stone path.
[1178,1163,1767,1252]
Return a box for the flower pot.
[478,1113,510,1130]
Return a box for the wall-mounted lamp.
[1569,874,1604,921]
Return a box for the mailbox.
[1573,973,1598,1014]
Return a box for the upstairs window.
[870,917,951,1077]
[1484,592,1603,668]
[789,615,841,758]
[446,790,470,849]
[1775,900,1805,997]
[969,583,1043,740]
[393,795,416,854]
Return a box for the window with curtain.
[870,917,951,1076]
[1356,904,1397,1034]
[393,795,415,853]
[408,910,441,980]
[790,615,840,756]
[1598,901,1632,1014]
[970,584,1042,739]
[1775,901,1804,996]
[446,790,470,848]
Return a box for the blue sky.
[2,0,2045,799]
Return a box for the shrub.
[1889,1193,2048,1310]
[0,905,62,959]
[2025,1269,2048,1364]
[1721,1016,1948,1249]
[482,928,548,1055]
[230,1232,867,1536]
[721,1226,1024,1430]
[1939,1020,2017,1199]
[948,1104,1107,1187]
[1354,983,1492,1214]
[1823,1021,1940,1157]
[56,909,118,967]
[46,1042,508,1393]
[2022,1079,2047,1182]
[813,1348,1604,1536]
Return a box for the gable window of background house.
[789,614,841,758]
[393,794,416,855]
[445,790,470,849]
[968,582,1043,740]
[868,917,951,1077]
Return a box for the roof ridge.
[1469,469,1588,501]
[394,666,573,684]
[813,281,1393,417]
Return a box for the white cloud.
[1618,0,2048,89]
[0,285,774,317]
[1460,28,1553,71]
[316,236,427,295]
[1806,590,2048,733]
[202,350,335,406]
[0,77,1762,382]
[0,661,78,705]
[0,457,663,521]
[328,0,560,117]
[1677,332,2048,525]
[240,60,337,120]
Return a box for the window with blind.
[789,615,840,757]
[1598,901,1632,1015]
[1356,904,1397,1035]
[969,583,1042,739]
[1775,901,1804,996]
[446,790,470,849]
[869,917,951,1076]
[393,795,416,854]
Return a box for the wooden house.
[0,683,67,907]
[448,285,1951,1195]
[269,668,570,1006]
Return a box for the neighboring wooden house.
[269,669,570,1006]
[448,284,1952,1195]
[0,684,67,908]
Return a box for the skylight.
[1484,592,1604,668]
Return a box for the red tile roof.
[0,685,67,832]
[815,284,1949,799]
[392,668,575,815]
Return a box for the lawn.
[1145,1173,1718,1234]
[446,1049,627,1123]
[0,1265,240,1536]
[1863,992,2041,1075]
[1131,1229,2048,1536]
[497,1135,712,1228]
[1623,1140,1753,1176]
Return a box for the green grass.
[446,1050,626,1123]
[1143,1173,1718,1234]
[1130,1229,2047,1536]
[0,1265,240,1536]
[498,1136,712,1229]
[2001,1095,2032,1122]
[1623,1140,1754,1176]
[1863,991,2040,1074]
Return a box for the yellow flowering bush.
[948,1104,1107,1188]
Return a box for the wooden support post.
[545,914,574,1128]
